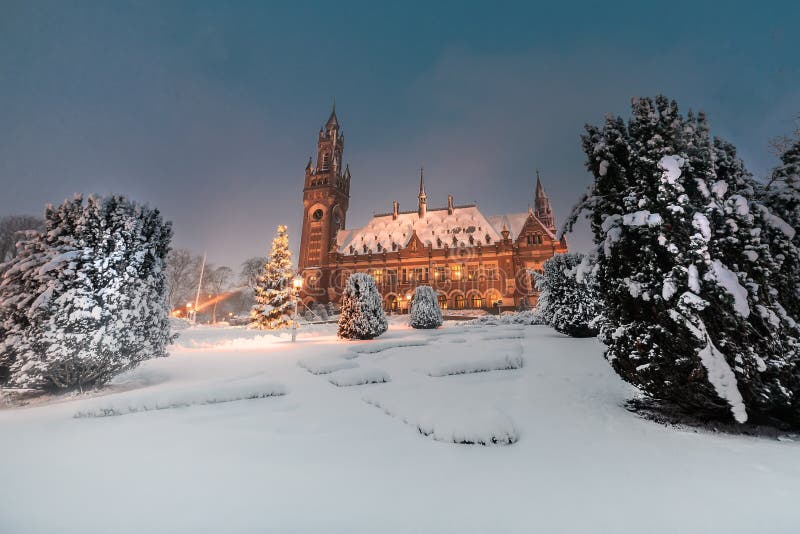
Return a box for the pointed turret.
[325,100,339,131]
[533,170,555,233]
[418,167,427,218]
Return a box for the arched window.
[454,294,465,309]
[470,294,483,309]
[438,293,448,309]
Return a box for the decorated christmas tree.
[250,225,295,330]
[337,273,387,340]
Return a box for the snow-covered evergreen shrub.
[250,225,294,330]
[760,137,800,319]
[409,285,443,329]
[564,96,800,426]
[534,253,600,338]
[315,303,329,321]
[337,273,387,340]
[0,195,173,392]
[327,301,339,317]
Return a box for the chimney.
[447,194,454,215]
[392,200,399,220]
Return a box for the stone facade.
[297,107,568,312]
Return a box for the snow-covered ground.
[1,319,799,533]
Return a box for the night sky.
[2,1,799,267]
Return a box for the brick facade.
[298,107,568,311]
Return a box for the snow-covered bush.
[468,310,544,326]
[337,273,387,340]
[315,303,329,321]
[0,195,173,392]
[564,96,800,426]
[409,285,443,329]
[327,301,339,317]
[534,253,600,338]
[250,225,294,330]
[759,137,800,319]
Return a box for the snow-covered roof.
[486,212,555,240]
[336,206,553,256]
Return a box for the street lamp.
[291,276,304,342]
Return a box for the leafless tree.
[240,256,267,289]
[0,215,43,262]
[769,114,800,158]
[203,265,233,323]
[165,249,203,309]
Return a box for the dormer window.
[485,234,491,244]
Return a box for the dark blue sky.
[2,1,798,267]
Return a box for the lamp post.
[291,276,304,342]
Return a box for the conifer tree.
[250,225,295,330]
[0,195,173,392]
[565,96,800,426]
[409,285,443,329]
[759,137,800,319]
[337,273,387,340]
[535,253,600,338]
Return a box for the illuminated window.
[467,265,479,281]
[450,265,462,281]
[438,294,448,309]
[470,294,483,309]
[484,265,497,280]
[454,294,465,309]
[373,269,383,285]
[386,269,397,286]
[434,266,447,281]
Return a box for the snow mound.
[74,382,287,418]
[364,392,517,445]
[348,338,429,355]
[328,367,391,387]
[427,344,524,377]
[298,356,358,375]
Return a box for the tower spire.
[326,98,339,131]
[418,166,427,218]
[533,169,555,233]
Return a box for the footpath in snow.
[1,318,799,534]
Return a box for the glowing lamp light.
[293,276,304,290]
[186,302,193,308]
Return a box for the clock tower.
[297,104,350,302]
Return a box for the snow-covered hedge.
[337,273,388,340]
[409,285,443,329]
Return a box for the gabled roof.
[486,212,555,241]
[337,205,505,255]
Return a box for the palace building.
[297,106,568,312]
